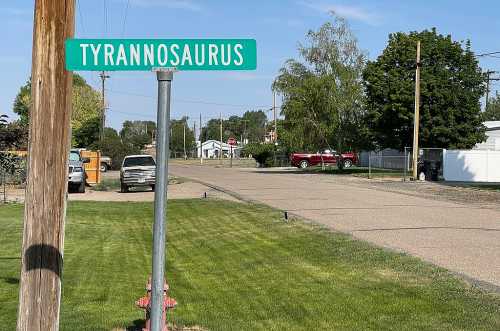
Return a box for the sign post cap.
[153,67,176,81]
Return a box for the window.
[69,151,80,161]
[123,156,156,167]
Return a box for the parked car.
[100,155,112,172]
[120,155,156,193]
[290,149,358,169]
[68,149,90,193]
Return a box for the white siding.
[443,150,500,182]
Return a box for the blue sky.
[1,0,499,132]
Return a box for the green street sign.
[65,39,257,71]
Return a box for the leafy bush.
[243,143,275,167]
[0,153,27,185]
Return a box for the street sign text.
[66,39,257,71]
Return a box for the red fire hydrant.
[136,276,177,331]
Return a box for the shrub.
[243,143,275,167]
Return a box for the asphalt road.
[169,163,500,289]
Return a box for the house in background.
[474,121,500,151]
[196,140,242,158]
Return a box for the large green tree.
[0,115,28,150]
[484,93,500,121]
[119,120,156,151]
[363,28,486,150]
[13,74,102,147]
[170,117,195,157]
[200,110,267,143]
[273,14,367,152]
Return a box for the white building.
[475,121,500,151]
[196,140,241,158]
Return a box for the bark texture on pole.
[412,40,421,180]
[17,1,74,330]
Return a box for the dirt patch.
[2,181,241,203]
[316,175,500,211]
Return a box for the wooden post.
[412,40,421,180]
[17,1,74,330]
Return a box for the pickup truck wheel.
[120,183,129,193]
[151,184,155,192]
[77,181,86,193]
[100,163,107,172]
[343,159,353,168]
[299,160,309,169]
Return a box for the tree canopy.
[170,117,195,156]
[13,74,102,147]
[273,14,368,152]
[200,110,267,144]
[119,120,156,151]
[363,28,486,150]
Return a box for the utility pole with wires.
[99,71,110,141]
[183,119,187,159]
[485,70,500,110]
[17,1,75,329]
[273,91,277,142]
[219,112,223,165]
[199,113,203,164]
[412,40,422,180]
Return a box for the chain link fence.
[359,148,444,181]
[0,152,27,203]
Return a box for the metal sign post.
[65,38,256,331]
[151,69,173,331]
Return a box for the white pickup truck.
[100,156,112,172]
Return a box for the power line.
[107,108,156,119]
[106,89,270,108]
[121,0,130,37]
[103,0,108,37]
[76,0,86,36]
[477,51,500,57]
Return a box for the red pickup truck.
[290,149,358,169]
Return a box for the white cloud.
[299,1,379,25]
[129,0,202,11]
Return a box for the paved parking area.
[170,164,500,289]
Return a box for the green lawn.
[1,200,500,330]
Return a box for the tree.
[13,74,102,147]
[484,93,500,121]
[93,127,139,169]
[120,120,155,151]
[363,28,486,150]
[200,111,268,144]
[0,115,28,150]
[273,13,368,153]
[170,117,195,157]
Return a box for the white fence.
[443,150,500,182]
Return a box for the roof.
[197,140,241,149]
[484,121,500,131]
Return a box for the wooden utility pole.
[219,112,223,165]
[17,1,74,330]
[199,113,203,164]
[485,70,500,111]
[183,119,186,159]
[412,40,421,180]
[273,91,277,142]
[99,71,109,141]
